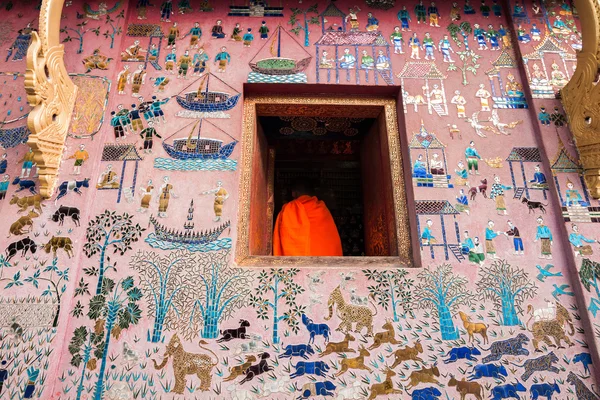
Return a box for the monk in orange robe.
[273,180,343,256]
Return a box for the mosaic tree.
[100,10,124,49]
[249,268,306,344]
[130,249,197,342]
[69,276,142,400]
[289,4,320,47]
[447,21,472,49]
[447,49,482,86]
[415,264,473,340]
[83,210,144,295]
[476,260,537,326]
[172,249,254,340]
[364,269,414,321]
[61,20,99,54]
[579,258,600,317]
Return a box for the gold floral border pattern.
[236,96,412,268]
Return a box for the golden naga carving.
[561,0,600,198]
[25,0,77,198]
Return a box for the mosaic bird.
[552,284,575,300]
[536,264,563,282]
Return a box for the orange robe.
[273,195,343,256]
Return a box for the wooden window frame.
[236,93,418,268]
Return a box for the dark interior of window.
[249,110,399,258]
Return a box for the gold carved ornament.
[561,0,600,198]
[25,0,78,198]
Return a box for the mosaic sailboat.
[249,25,312,76]
[175,73,240,113]
[161,119,238,161]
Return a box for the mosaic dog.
[511,351,559,382]
[481,333,530,363]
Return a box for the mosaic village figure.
[129,103,144,131]
[214,46,231,73]
[0,153,6,175]
[116,104,133,133]
[68,144,90,175]
[166,22,180,48]
[116,65,131,94]
[415,0,426,24]
[398,6,411,31]
[451,90,467,118]
[157,176,177,217]
[165,48,177,74]
[454,160,468,185]
[151,76,171,92]
[0,174,9,201]
[192,48,209,75]
[96,164,120,189]
[390,26,404,54]
[569,223,597,257]
[83,49,111,72]
[19,148,36,179]
[339,48,356,69]
[564,179,583,206]
[439,34,454,62]
[489,175,512,215]
[138,179,154,213]
[211,19,225,39]
[409,32,420,59]
[455,189,470,215]
[121,41,146,62]
[243,28,254,47]
[422,32,436,60]
[421,218,436,245]
[450,2,461,21]
[140,120,162,154]
[474,24,488,50]
[475,84,492,111]
[366,12,379,31]
[231,22,242,41]
[160,0,173,22]
[504,220,524,255]
[184,22,202,49]
[177,50,192,79]
[259,21,269,39]
[131,64,146,96]
[428,2,440,27]
[346,6,361,31]
[6,23,34,62]
[485,220,502,259]
[534,216,553,260]
[110,111,125,140]
[201,181,229,222]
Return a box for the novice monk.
[273,180,342,257]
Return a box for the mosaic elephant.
[153,334,218,393]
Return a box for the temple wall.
[0,0,598,399]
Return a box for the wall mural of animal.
[335,345,371,377]
[410,386,442,400]
[526,302,574,352]
[319,333,355,357]
[290,360,330,379]
[522,197,547,214]
[469,179,488,200]
[458,311,488,344]
[239,352,272,384]
[490,381,527,400]
[5,237,37,262]
[567,371,600,400]
[573,352,593,375]
[325,286,376,337]
[368,319,400,350]
[55,178,90,203]
[153,334,218,393]
[224,355,256,382]
[467,363,508,381]
[279,344,315,360]
[511,351,560,382]
[43,236,74,258]
[530,382,560,400]
[51,206,81,226]
[448,376,483,400]
[302,314,331,344]
[367,367,402,400]
[217,319,251,342]
[443,346,481,363]
[481,333,530,363]
[297,381,337,400]
[387,340,424,368]
[10,193,45,213]
[335,380,364,400]
[7,211,39,237]
[12,177,37,194]
[402,365,441,390]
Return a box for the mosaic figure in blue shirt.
[421,219,436,245]
[517,24,531,43]
[538,106,551,125]
[375,50,390,70]
[530,23,542,41]
[413,154,427,177]
[464,0,476,15]
[529,165,548,189]
[151,96,169,124]
[565,179,584,206]
[487,25,500,50]
[23,366,39,399]
[192,48,209,75]
[552,16,571,35]
[439,35,455,62]
[455,189,470,215]
[485,220,502,259]
[454,161,469,186]
[0,153,7,175]
[535,216,553,260]
[473,24,488,50]
[0,360,8,395]
[398,6,411,31]
[492,0,502,17]
[569,224,597,257]
[116,104,132,133]
[110,111,125,140]
[214,46,231,73]
[461,230,474,255]
[0,174,9,201]
[366,12,379,31]
[465,141,482,175]
[243,28,254,47]
[138,96,155,123]
[339,48,356,69]
[498,24,510,48]
[165,48,177,74]
[513,1,526,17]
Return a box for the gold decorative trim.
[25,0,78,198]
[561,0,600,198]
[235,96,412,268]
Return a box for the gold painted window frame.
[236,95,414,268]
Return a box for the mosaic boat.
[162,119,238,160]
[149,215,230,245]
[249,25,312,76]
[175,73,240,112]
